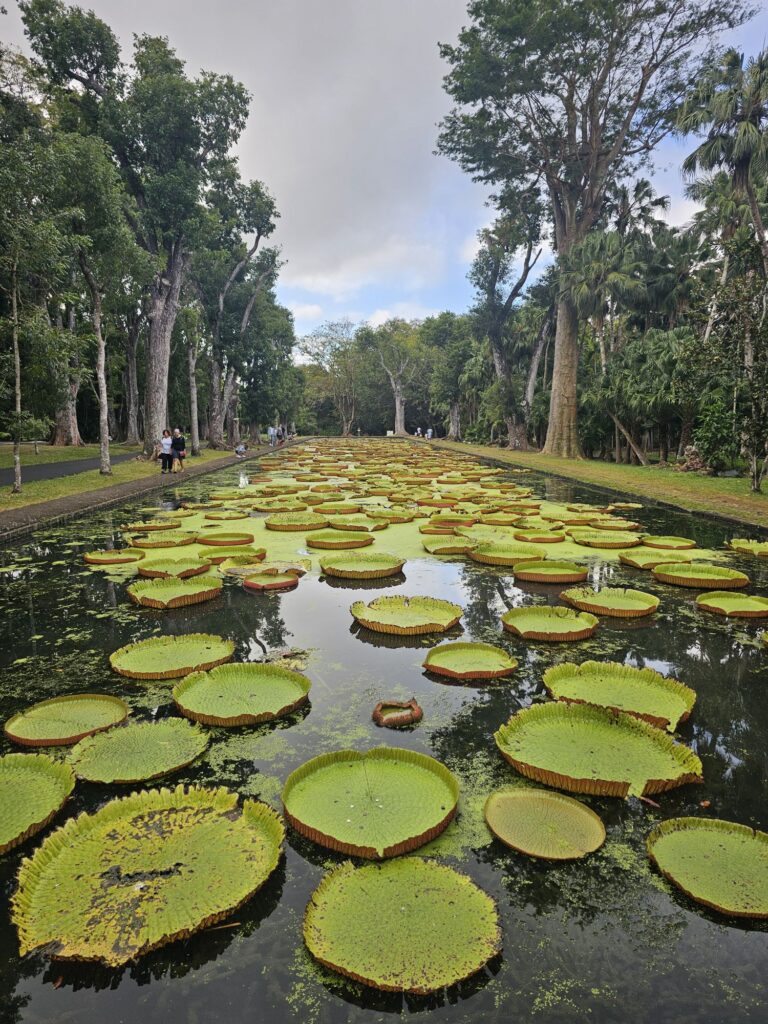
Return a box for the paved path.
[0,452,134,486]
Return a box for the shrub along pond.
[0,438,766,1022]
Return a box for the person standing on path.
[171,428,186,471]
[159,430,173,474]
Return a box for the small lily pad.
[560,586,659,618]
[513,560,588,584]
[501,605,598,641]
[484,787,605,859]
[127,577,223,609]
[422,641,518,681]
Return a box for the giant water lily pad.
[0,754,75,854]
[196,531,255,546]
[421,535,476,555]
[560,586,659,618]
[5,694,129,747]
[728,538,768,557]
[303,858,500,994]
[84,549,144,565]
[68,719,209,783]
[173,663,311,725]
[542,660,695,731]
[197,545,266,564]
[13,785,284,965]
[320,551,405,579]
[243,571,300,592]
[306,529,374,550]
[350,595,462,635]
[110,633,235,679]
[619,548,688,569]
[642,535,697,550]
[128,531,195,549]
[484,787,605,859]
[282,748,459,857]
[127,577,223,609]
[501,605,598,641]
[468,541,544,566]
[494,702,703,797]
[265,511,329,532]
[137,558,211,579]
[695,591,768,618]
[652,562,749,589]
[571,530,641,549]
[513,560,588,584]
[328,515,388,533]
[422,642,518,681]
[647,817,768,918]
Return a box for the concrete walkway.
[0,452,134,487]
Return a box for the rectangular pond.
[0,440,766,1024]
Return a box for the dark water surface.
[0,451,766,1024]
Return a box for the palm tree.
[680,49,768,278]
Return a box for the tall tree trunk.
[143,252,185,455]
[124,316,141,445]
[447,400,461,441]
[11,262,21,494]
[522,310,552,443]
[80,255,111,475]
[542,295,582,457]
[187,342,201,456]
[226,385,240,445]
[51,365,84,446]
[393,384,406,435]
[609,412,648,465]
[208,356,237,448]
[677,414,694,459]
[506,417,528,450]
[703,254,729,346]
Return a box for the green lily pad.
[0,753,76,854]
[124,520,180,532]
[642,535,697,550]
[560,586,660,618]
[728,538,768,557]
[365,506,415,523]
[513,530,566,543]
[173,663,311,726]
[320,551,405,579]
[127,577,223,609]
[5,694,129,747]
[306,529,374,550]
[513,560,588,584]
[110,633,235,680]
[421,535,476,555]
[84,549,145,565]
[501,605,598,641]
[243,571,300,592]
[282,748,459,857]
[494,702,703,797]
[652,562,749,589]
[137,558,212,579]
[695,591,768,618]
[197,545,267,564]
[218,555,271,577]
[303,858,500,993]
[68,719,209,783]
[422,642,518,681]
[619,547,691,569]
[542,660,696,731]
[468,540,544,566]
[128,531,196,549]
[350,595,463,635]
[571,530,641,549]
[484,787,605,859]
[196,531,255,546]
[204,510,250,521]
[647,817,768,918]
[13,785,284,965]
[265,511,330,531]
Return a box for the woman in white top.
[160,430,173,474]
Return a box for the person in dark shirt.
[171,428,186,471]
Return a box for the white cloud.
[367,302,442,327]
[287,302,323,321]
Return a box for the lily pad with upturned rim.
[421,536,476,555]
[642,535,697,550]
[728,538,768,557]
[513,561,588,584]
[560,586,659,618]
[84,548,145,565]
[264,511,330,532]
[646,817,768,919]
[513,530,566,544]
[137,558,211,579]
[571,530,641,549]
[243,572,300,592]
[127,577,223,609]
[468,541,546,567]
[542,660,695,731]
[303,858,500,994]
[350,595,462,635]
[695,591,768,618]
[501,605,598,641]
[652,562,749,589]
[484,787,605,859]
[5,694,129,747]
[372,699,423,728]
[173,663,311,726]
[68,719,209,783]
[422,642,518,681]
[306,530,374,550]
[494,702,703,797]
[128,531,195,549]
[196,531,255,547]
[109,633,235,680]
[319,551,405,579]
[282,748,459,858]
[12,785,284,965]
[196,545,266,564]
[0,753,76,854]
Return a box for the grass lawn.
[0,448,232,513]
[0,443,143,469]
[433,441,768,531]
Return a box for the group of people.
[157,428,187,473]
[266,425,286,447]
[414,427,434,440]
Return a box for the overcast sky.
[4,1,768,336]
